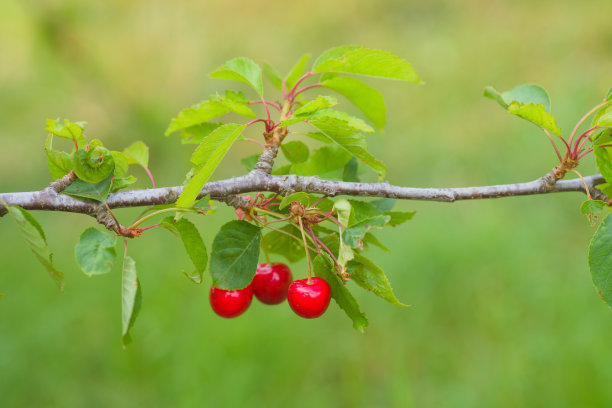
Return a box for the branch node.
[46,171,77,193]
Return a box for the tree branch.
[0,171,606,221]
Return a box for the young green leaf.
[261,225,306,263]
[588,214,612,308]
[4,205,64,289]
[291,145,352,177]
[343,215,389,248]
[159,216,208,284]
[72,140,115,183]
[210,220,262,289]
[342,157,360,182]
[508,101,561,135]
[75,228,117,276]
[285,54,310,90]
[321,76,386,130]
[111,151,129,177]
[484,84,552,111]
[280,140,309,163]
[45,119,87,146]
[209,57,263,96]
[307,109,386,180]
[63,174,113,202]
[279,192,313,210]
[45,148,73,180]
[166,101,231,136]
[348,253,408,306]
[111,176,137,192]
[123,141,149,169]
[362,232,390,252]
[312,46,421,84]
[263,62,283,91]
[313,254,368,332]
[240,154,260,171]
[385,211,416,226]
[333,199,354,269]
[180,123,224,144]
[293,95,338,117]
[121,255,142,347]
[177,123,247,208]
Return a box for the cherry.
[209,285,253,318]
[252,263,293,305]
[287,277,331,318]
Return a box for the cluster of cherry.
[209,263,331,319]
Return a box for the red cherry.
[252,263,293,305]
[287,277,331,319]
[209,285,253,318]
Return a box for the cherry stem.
[309,196,327,209]
[292,84,322,99]
[246,118,269,127]
[313,233,339,265]
[123,237,128,257]
[261,244,271,265]
[306,224,320,253]
[570,169,592,200]
[265,216,293,224]
[104,202,121,231]
[288,72,314,99]
[263,224,317,253]
[568,100,612,147]
[578,144,612,160]
[139,224,160,232]
[310,210,345,228]
[261,193,279,206]
[248,100,282,112]
[144,167,156,189]
[544,129,563,163]
[261,97,272,123]
[298,217,312,283]
[128,207,197,229]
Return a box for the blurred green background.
[1,0,612,407]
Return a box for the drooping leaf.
[210,220,261,289]
[312,46,421,84]
[293,95,338,116]
[280,141,309,163]
[159,216,208,284]
[588,214,612,307]
[385,211,416,226]
[180,123,224,144]
[321,76,386,130]
[285,54,311,90]
[307,109,386,180]
[123,141,149,168]
[291,145,352,177]
[75,228,117,276]
[63,173,113,202]
[210,57,263,96]
[121,255,142,347]
[177,123,247,208]
[45,118,87,146]
[313,255,368,332]
[370,198,396,212]
[241,154,260,171]
[4,205,64,289]
[348,253,408,306]
[333,199,354,269]
[508,101,561,135]
[72,140,115,183]
[343,215,389,248]
[342,156,360,182]
[362,232,390,252]
[261,225,306,263]
[46,148,73,180]
[263,62,283,91]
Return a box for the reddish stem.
[312,233,339,265]
[292,84,322,99]
[245,138,265,149]
[246,118,269,127]
[288,72,314,98]
[144,167,156,189]
[568,100,612,147]
[139,224,160,232]
[544,131,563,163]
[306,224,321,253]
[248,100,282,111]
[574,126,600,156]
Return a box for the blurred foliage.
[1,0,612,407]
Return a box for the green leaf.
[72,140,115,183]
[240,154,260,171]
[279,192,313,210]
[333,199,354,269]
[313,46,421,84]
[4,205,64,289]
[483,86,509,109]
[263,62,282,91]
[370,198,396,212]
[121,255,142,347]
[111,176,137,192]
[342,156,359,182]
[261,225,306,263]
[348,253,408,306]
[75,228,117,276]
[111,151,129,177]
[362,232,390,252]
[123,141,149,168]
[280,140,309,163]
[45,148,73,180]
[508,101,561,135]
[285,54,310,90]
[343,216,389,248]
[291,145,352,177]
[293,95,338,116]
[180,123,224,144]
[313,255,368,332]
[210,57,263,96]
[307,109,386,180]
[45,118,87,146]
[177,123,247,208]
[588,214,612,308]
[210,220,262,289]
[596,112,612,127]
[484,84,552,111]
[386,211,416,226]
[321,76,386,130]
[271,164,292,175]
[63,173,113,202]
[581,199,607,225]
[160,216,208,284]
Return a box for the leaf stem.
[288,72,314,99]
[292,84,322,99]
[298,217,312,283]
[544,129,563,163]
[144,167,157,189]
[568,100,612,147]
[570,169,592,200]
[128,207,197,229]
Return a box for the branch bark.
[0,170,606,221]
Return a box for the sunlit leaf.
[285,54,310,89]
[280,141,309,163]
[123,141,149,168]
[75,228,117,276]
[210,57,263,96]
